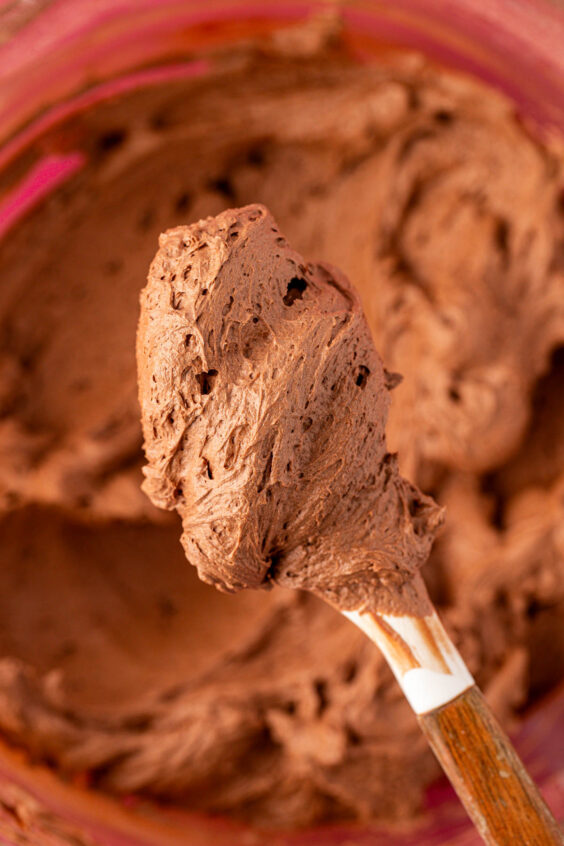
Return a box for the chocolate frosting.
[0,21,563,829]
[137,205,441,613]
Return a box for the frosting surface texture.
[0,24,562,828]
[138,204,441,614]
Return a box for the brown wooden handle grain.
[418,685,564,845]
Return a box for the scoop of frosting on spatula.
[137,204,442,615]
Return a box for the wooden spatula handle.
[344,575,562,846]
[419,685,563,845]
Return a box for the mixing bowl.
[0,2,563,844]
